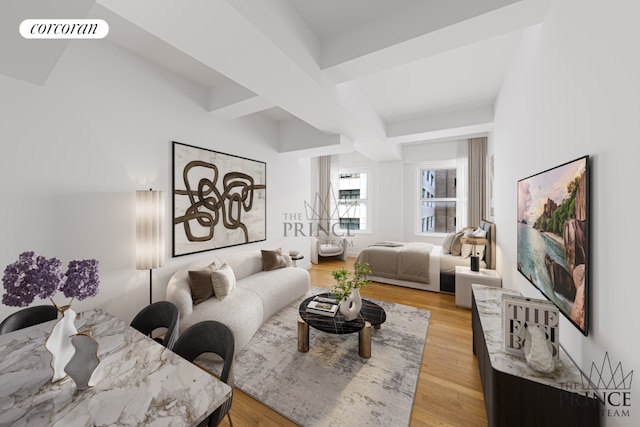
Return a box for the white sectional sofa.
[166,249,310,352]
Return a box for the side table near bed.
[455,265,501,308]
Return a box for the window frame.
[416,160,457,236]
[336,169,370,234]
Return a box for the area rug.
[233,286,431,427]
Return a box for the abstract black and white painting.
[172,141,266,256]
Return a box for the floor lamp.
[136,189,166,306]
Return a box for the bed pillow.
[451,232,464,256]
[211,264,236,300]
[261,248,287,271]
[187,263,217,305]
[442,232,456,254]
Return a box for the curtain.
[317,155,331,233]
[456,140,469,231]
[468,137,487,227]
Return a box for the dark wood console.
[471,285,601,427]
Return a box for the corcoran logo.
[583,352,633,418]
[19,19,109,39]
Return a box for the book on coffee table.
[307,300,338,317]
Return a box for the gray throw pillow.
[187,263,217,305]
[261,248,287,271]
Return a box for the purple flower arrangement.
[2,251,100,307]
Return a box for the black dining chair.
[172,321,235,427]
[130,301,179,350]
[0,305,59,335]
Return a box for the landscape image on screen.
[517,156,589,335]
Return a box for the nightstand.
[455,265,501,308]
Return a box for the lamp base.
[470,256,480,272]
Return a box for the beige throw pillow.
[451,232,464,256]
[187,263,217,305]
[442,232,456,254]
[261,248,287,271]
[211,264,236,300]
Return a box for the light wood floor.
[220,257,488,427]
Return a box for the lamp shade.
[136,190,166,270]
[460,236,489,247]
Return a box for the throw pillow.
[261,248,287,271]
[211,264,236,300]
[442,232,456,254]
[451,232,464,256]
[187,263,217,305]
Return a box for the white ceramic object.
[45,305,78,382]
[523,325,555,373]
[339,288,362,321]
[66,331,100,390]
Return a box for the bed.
[356,219,496,294]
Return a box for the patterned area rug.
[233,286,431,427]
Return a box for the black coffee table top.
[299,292,387,335]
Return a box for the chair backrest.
[130,301,179,350]
[173,320,235,427]
[0,305,58,335]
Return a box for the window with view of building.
[419,167,457,233]
[337,172,368,232]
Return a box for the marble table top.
[0,309,231,427]
[472,284,598,396]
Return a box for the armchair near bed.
[310,231,347,264]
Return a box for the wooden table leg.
[359,322,371,358]
[298,317,309,353]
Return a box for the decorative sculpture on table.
[66,331,100,390]
[332,262,371,321]
[1,251,100,383]
[502,294,559,373]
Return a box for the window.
[418,163,457,234]
[337,172,368,232]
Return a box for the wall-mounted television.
[517,155,590,335]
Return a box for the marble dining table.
[0,308,231,427]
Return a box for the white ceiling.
[1,0,553,161]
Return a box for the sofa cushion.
[187,263,217,305]
[183,287,264,351]
[261,248,287,271]
[237,267,310,321]
[211,263,236,300]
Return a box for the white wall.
[493,1,639,424]
[0,39,311,324]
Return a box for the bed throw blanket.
[357,242,434,284]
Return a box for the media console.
[471,284,601,426]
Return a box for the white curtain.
[317,155,332,233]
[468,137,487,227]
[456,140,469,231]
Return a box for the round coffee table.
[297,292,386,358]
